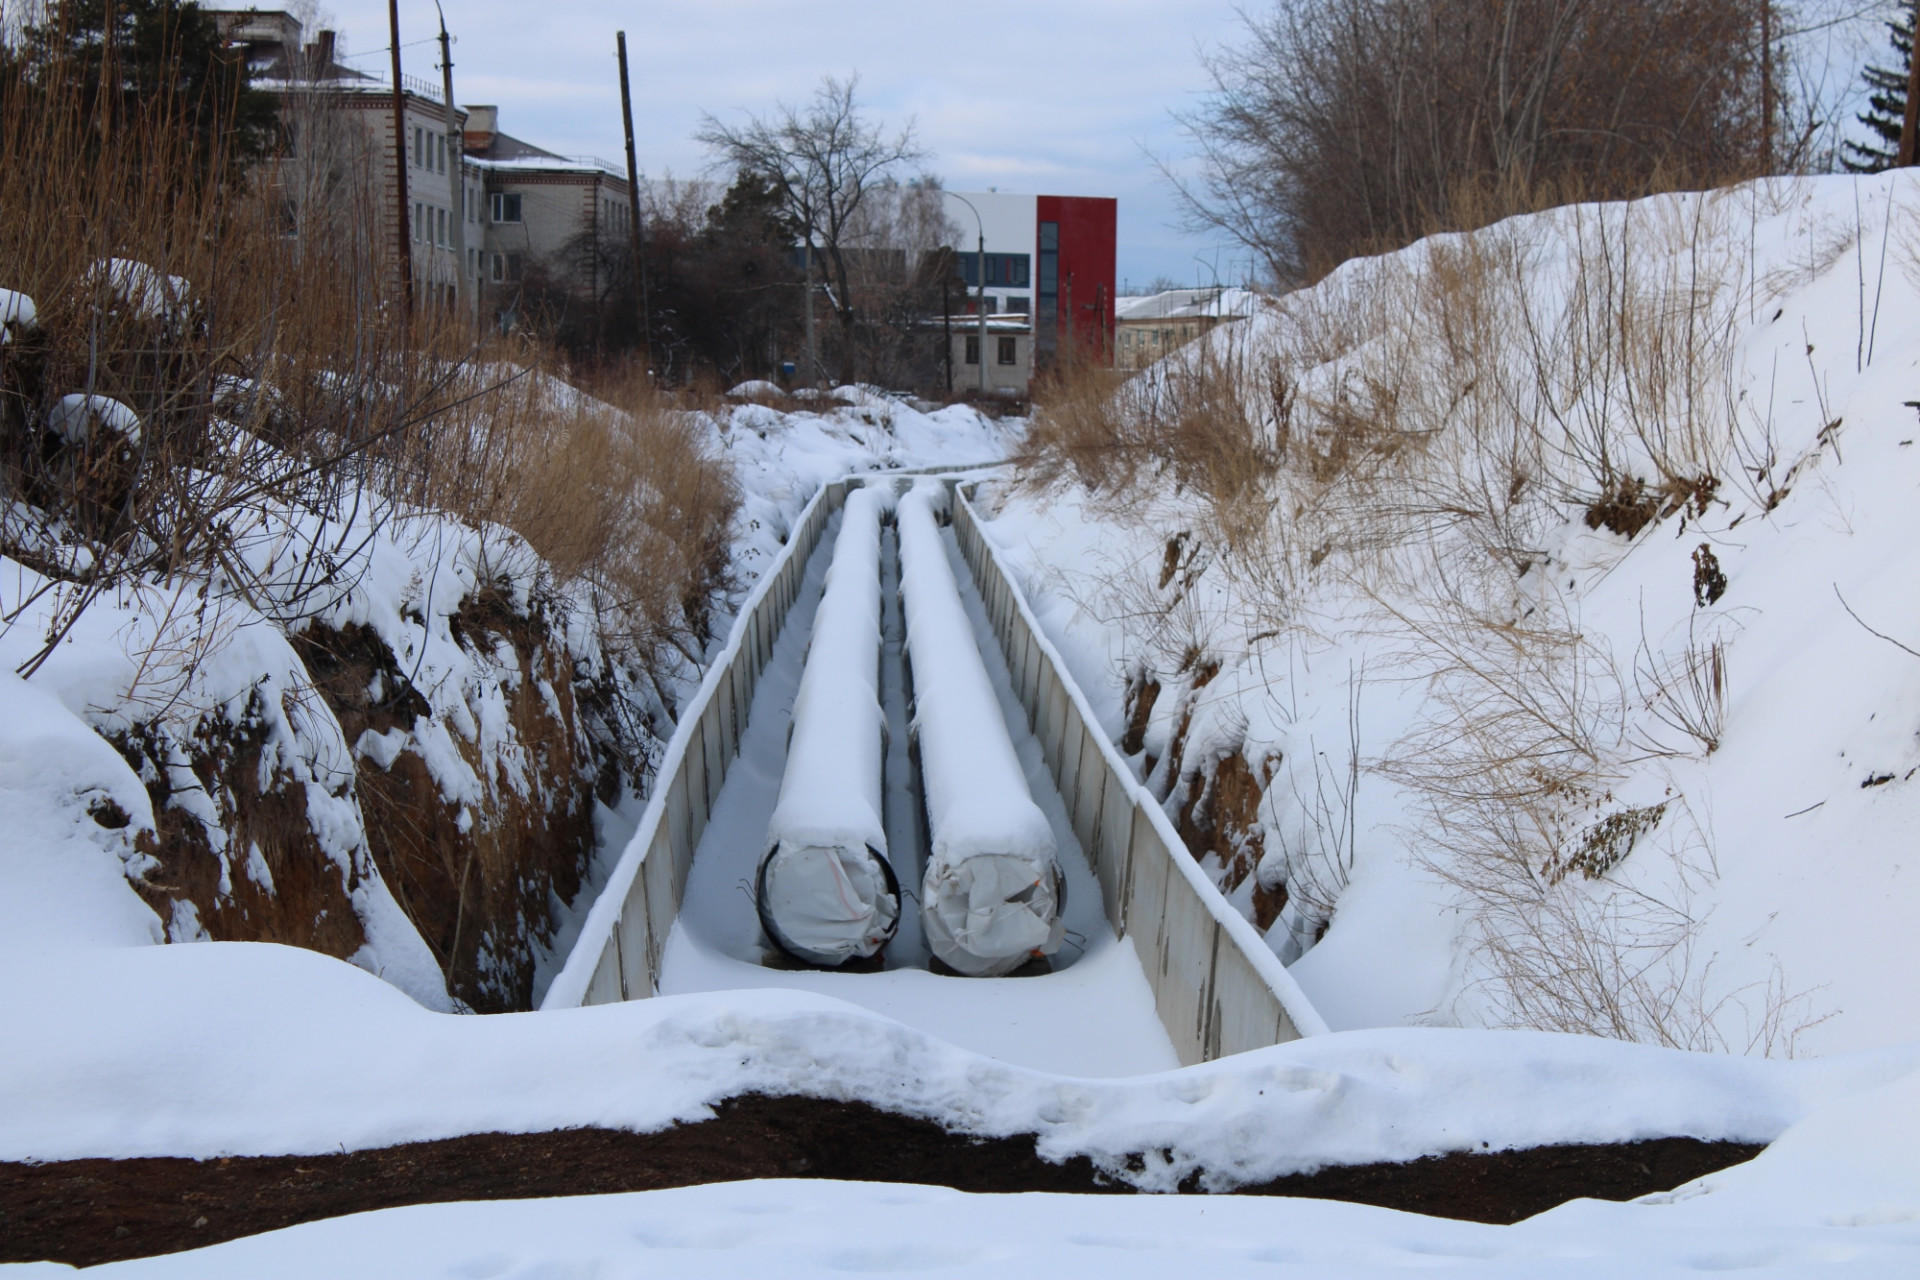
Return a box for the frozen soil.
[0,1097,1762,1267]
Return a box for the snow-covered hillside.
[984,171,1920,1056]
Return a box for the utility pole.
[949,192,988,394]
[435,3,466,322]
[1903,0,1920,166]
[942,276,952,396]
[388,0,413,314]
[616,32,652,373]
[1759,0,1774,172]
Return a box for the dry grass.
[0,26,736,685]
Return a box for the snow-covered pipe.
[897,479,1063,976]
[756,484,901,966]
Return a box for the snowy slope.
[4,947,1918,1274]
[981,171,1920,1055]
[2,941,1911,1180]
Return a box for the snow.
[0,671,164,962]
[979,171,1920,1056]
[81,258,192,324]
[898,479,1063,975]
[4,936,1911,1173]
[25,1145,1920,1280]
[4,941,1918,1273]
[706,386,1016,611]
[45,393,142,445]
[0,287,35,338]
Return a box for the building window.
[491,252,522,283]
[1005,295,1030,316]
[437,133,447,174]
[958,252,1032,290]
[997,336,1017,366]
[964,335,980,365]
[491,192,522,223]
[437,207,447,247]
[412,202,423,241]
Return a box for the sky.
[306,0,1259,294]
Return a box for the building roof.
[1114,286,1261,323]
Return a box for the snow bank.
[758,484,899,964]
[45,393,141,445]
[984,171,1920,1054]
[38,1132,1920,1280]
[2,940,1911,1185]
[0,288,35,339]
[705,385,1014,627]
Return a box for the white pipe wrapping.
[758,484,899,966]
[897,479,1062,976]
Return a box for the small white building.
[946,316,1032,396]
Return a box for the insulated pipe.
[897,479,1063,976]
[756,484,900,966]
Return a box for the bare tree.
[697,75,924,384]
[1169,0,1777,285]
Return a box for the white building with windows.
[214,10,632,326]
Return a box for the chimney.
[464,104,498,154]
[304,29,337,79]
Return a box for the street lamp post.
[949,193,989,394]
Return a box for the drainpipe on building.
[977,228,988,394]
[435,3,466,324]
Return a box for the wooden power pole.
[388,0,413,313]
[1902,0,1920,166]
[437,3,467,322]
[616,32,652,373]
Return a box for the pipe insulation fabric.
[897,480,1063,976]
[758,484,900,966]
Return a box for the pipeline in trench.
[655,497,1179,1078]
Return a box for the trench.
[655,501,1180,1077]
[9,478,1771,1267]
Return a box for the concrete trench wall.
[546,473,1328,1064]
[541,480,848,1011]
[950,484,1328,1061]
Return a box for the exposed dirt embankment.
[297,589,604,1013]
[114,564,650,1013]
[0,1097,1763,1267]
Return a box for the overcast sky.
[310,0,1256,293]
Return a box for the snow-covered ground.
[3,945,1916,1272]
[12,179,1920,1275]
[981,171,1920,1060]
[23,1142,1920,1280]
